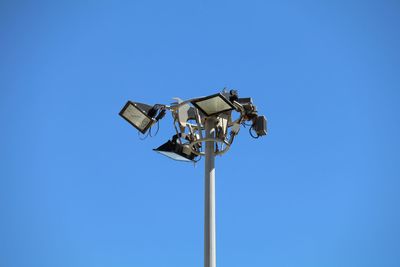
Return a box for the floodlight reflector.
[153,140,196,162]
[119,101,155,134]
[191,93,235,116]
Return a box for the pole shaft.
[204,117,216,267]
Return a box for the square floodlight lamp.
[255,115,267,136]
[119,101,155,134]
[191,93,235,116]
[153,140,196,162]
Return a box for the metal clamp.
[189,137,231,156]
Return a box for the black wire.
[138,130,149,140]
[149,121,160,137]
[249,126,259,139]
[242,121,252,128]
[154,120,160,136]
[193,155,202,163]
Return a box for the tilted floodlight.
[153,134,197,162]
[191,93,235,116]
[119,101,165,134]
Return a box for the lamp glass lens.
[122,104,152,131]
[195,95,232,115]
[156,151,192,162]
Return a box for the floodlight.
[237,97,253,104]
[254,115,267,136]
[119,101,155,134]
[153,138,197,162]
[191,93,235,116]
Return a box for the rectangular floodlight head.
[153,140,196,162]
[119,101,155,134]
[255,115,267,136]
[191,93,235,117]
[237,97,253,105]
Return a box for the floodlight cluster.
[119,89,267,162]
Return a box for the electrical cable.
[138,130,149,140]
[149,120,160,137]
[193,154,202,163]
[249,126,259,139]
[242,121,252,127]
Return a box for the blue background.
[1,1,400,266]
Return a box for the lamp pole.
[119,91,267,267]
[204,117,216,267]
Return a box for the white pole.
[204,117,216,267]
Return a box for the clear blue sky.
[1,1,400,267]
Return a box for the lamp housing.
[254,115,267,136]
[153,137,197,162]
[119,101,156,134]
[191,93,235,117]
